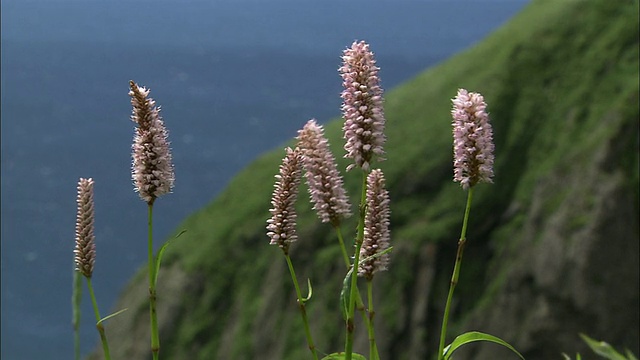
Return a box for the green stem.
[86,277,111,360]
[334,223,380,359]
[148,202,160,360]
[334,225,351,269]
[437,187,474,360]
[73,270,82,360]
[366,279,378,360]
[344,171,368,360]
[284,254,319,360]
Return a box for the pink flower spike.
[340,40,386,172]
[451,89,495,189]
[358,169,391,280]
[297,119,352,225]
[267,147,303,255]
[129,80,175,204]
[74,178,96,278]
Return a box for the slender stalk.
[284,254,319,360]
[334,223,380,359]
[437,187,474,360]
[72,270,82,360]
[147,203,160,360]
[366,280,378,360]
[86,277,111,360]
[344,171,368,360]
[334,225,351,268]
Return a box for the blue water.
[0,1,529,358]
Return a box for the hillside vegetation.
[93,0,639,359]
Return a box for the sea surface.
[0,1,529,358]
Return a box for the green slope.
[96,0,639,359]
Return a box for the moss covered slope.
[96,0,639,359]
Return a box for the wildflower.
[451,89,495,189]
[358,169,391,280]
[267,147,303,255]
[297,119,352,225]
[129,80,175,204]
[340,40,386,172]
[74,178,96,278]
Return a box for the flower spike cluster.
[74,178,96,278]
[297,119,352,225]
[340,40,386,172]
[267,147,303,255]
[452,89,495,189]
[358,169,391,280]
[129,80,175,204]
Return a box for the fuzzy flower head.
[297,119,352,225]
[129,80,175,204]
[267,147,303,255]
[340,40,386,172]
[74,178,96,278]
[358,169,391,280]
[452,89,495,189]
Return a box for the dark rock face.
[456,113,640,359]
[449,1,640,357]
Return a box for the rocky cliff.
[91,0,639,359]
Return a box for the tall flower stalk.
[129,80,175,360]
[358,170,391,281]
[297,119,353,263]
[74,178,111,360]
[358,169,391,360]
[340,40,387,360]
[297,119,352,226]
[437,89,494,360]
[267,147,318,360]
[297,119,383,359]
[451,89,494,190]
[341,41,386,173]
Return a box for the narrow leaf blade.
[443,331,524,360]
[340,267,353,321]
[303,278,313,302]
[321,352,366,360]
[579,333,627,360]
[97,308,129,325]
[153,229,186,285]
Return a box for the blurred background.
[1,1,529,359]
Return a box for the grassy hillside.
[95,0,639,359]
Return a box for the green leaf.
[360,246,394,264]
[338,246,393,321]
[97,308,129,325]
[443,331,525,360]
[340,266,354,321]
[579,333,627,360]
[321,352,367,360]
[153,229,186,285]
[625,349,638,360]
[302,278,313,302]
